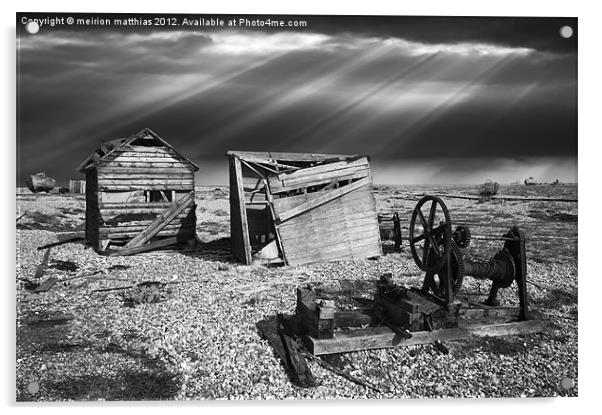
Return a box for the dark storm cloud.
[305,16,577,54]
[16,15,577,185]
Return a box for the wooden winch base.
[296,284,543,356]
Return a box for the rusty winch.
[374,195,530,333]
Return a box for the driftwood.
[277,314,316,388]
[33,277,58,293]
[92,285,135,293]
[34,248,52,280]
[37,236,85,251]
[303,353,385,394]
[108,236,179,256]
[256,316,316,388]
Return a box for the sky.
[16,14,577,185]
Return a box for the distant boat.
[478,180,499,196]
[25,172,56,193]
[524,176,539,186]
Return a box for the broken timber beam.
[124,192,194,248]
[305,319,544,355]
[34,248,52,280]
[37,236,85,251]
[110,236,179,256]
[276,176,371,223]
[278,315,316,388]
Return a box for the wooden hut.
[77,128,199,254]
[227,151,382,266]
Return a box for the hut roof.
[77,128,199,173]
[226,150,366,164]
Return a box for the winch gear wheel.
[453,225,471,248]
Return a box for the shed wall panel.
[273,180,381,266]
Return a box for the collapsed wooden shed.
[227,151,382,266]
[77,128,199,254]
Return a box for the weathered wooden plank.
[34,277,58,293]
[239,155,302,171]
[242,176,266,190]
[281,225,380,251]
[124,146,172,153]
[100,210,192,223]
[229,157,253,265]
[281,166,369,186]
[107,162,189,168]
[34,248,52,280]
[99,221,196,233]
[285,239,382,266]
[270,158,369,191]
[99,202,176,209]
[227,150,362,163]
[110,156,186,163]
[272,182,373,212]
[97,173,193,180]
[98,184,193,191]
[111,148,174,156]
[307,320,545,355]
[123,192,194,248]
[109,236,180,256]
[276,157,368,181]
[98,179,194,186]
[269,169,371,194]
[280,218,379,242]
[101,227,196,239]
[98,167,194,174]
[277,210,378,232]
[37,236,85,251]
[100,206,193,214]
[275,177,372,223]
[100,219,195,232]
[244,194,268,204]
[284,233,381,257]
[109,153,182,161]
[278,316,316,388]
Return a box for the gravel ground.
[15,185,578,400]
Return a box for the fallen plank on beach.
[108,236,179,256]
[34,248,52,280]
[34,277,58,293]
[277,314,316,388]
[304,352,385,393]
[256,317,316,388]
[37,236,85,251]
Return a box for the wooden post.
[229,156,252,264]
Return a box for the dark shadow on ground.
[180,237,237,263]
[20,365,181,401]
[464,335,531,357]
[534,288,578,310]
[17,312,182,401]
